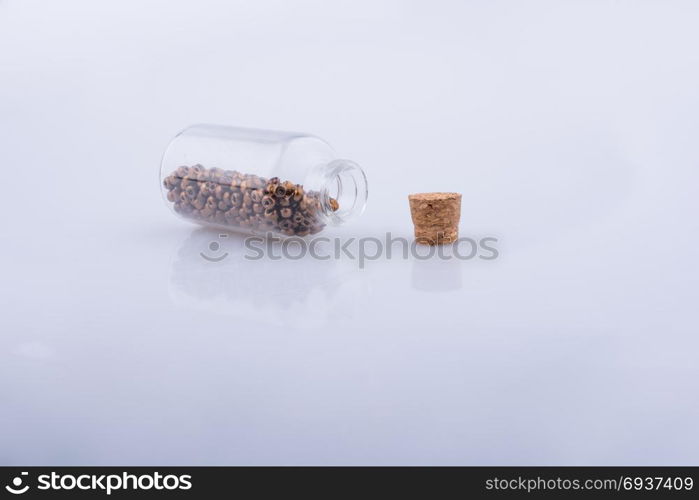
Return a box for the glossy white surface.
[1,0,698,465]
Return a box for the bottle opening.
[320,159,368,225]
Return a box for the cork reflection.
[411,256,463,292]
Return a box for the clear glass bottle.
[160,124,368,237]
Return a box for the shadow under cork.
[168,227,368,328]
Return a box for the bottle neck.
[305,159,368,225]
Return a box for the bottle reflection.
[169,228,367,327]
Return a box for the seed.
[185,184,198,200]
[230,191,242,207]
[250,189,263,203]
[200,181,215,197]
[280,207,293,218]
[293,185,304,202]
[266,177,280,193]
[250,176,265,189]
[274,184,286,197]
[329,198,339,211]
[282,180,295,196]
[193,193,207,210]
[252,203,263,214]
[214,185,226,199]
[163,175,178,190]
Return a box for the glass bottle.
[160,124,368,237]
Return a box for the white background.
[1,0,698,465]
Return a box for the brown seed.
[193,193,207,210]
[256,176,267,189]
[329,198,339,211]
[265,177,280,193]
[282,180,295,196]
[274,184,286,197]
[250,189,263,203]
[252,203,263,214]
[280,207,293,218]
[293,212,305,224]
[200,181,216,197]
[252,214,266,227]
[185,184,198,200]
[261,195,275,209]
[279,219,293,231]
[163,175,179,190]
[299,196,314,211]
[230,191,242,207]
[220,172,233,185]
[175,166,190,178]
[293,185,304,202]
[278,197,291,207]
[179,176,193,189]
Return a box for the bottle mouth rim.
[319,159,368,225]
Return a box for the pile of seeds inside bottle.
[163,165,338,236]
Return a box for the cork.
[408,192,462,245]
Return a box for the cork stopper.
[408,192,462,245]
